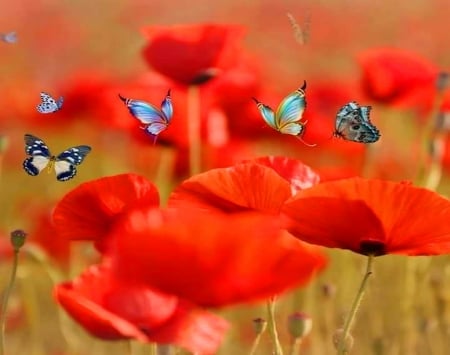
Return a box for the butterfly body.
[253,81,308,136]
[36,92,64,114]
[119,90,173,141]
[334,101,380,143]
[1,31,17,43]
[23,134,91,181]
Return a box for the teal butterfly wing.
[275,81,307,135]
[253,81,307,136]
[252,98,277,130]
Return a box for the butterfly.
[1,31,17,44]
[252,81,315,146]
[36,92,64,114]
[286,11,311,45]
[118,90,173,144]
[334,101,380,143]
[23,134,91,181]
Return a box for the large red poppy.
[52,174,159,253]
[358,48,439,114]
[141,24,245,85]
[168,157,320,213]
[108,208,326,307]
[282,177,450,256]
[54,263,228,354]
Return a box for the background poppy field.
[0,0,450,354]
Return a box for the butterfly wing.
[253,98,277,130]
[23,134,51,176]
[119,94,168,124]
[335,102,380,143]
[275,83,307,134]
[37,92,61,114]
[160,90,173,123]
[1,31,17,43]
[54,146,91,181]
[56,96,64,110]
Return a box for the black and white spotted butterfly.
[334,101,380,143]
[36,92,64,114]
[23,134,91,181]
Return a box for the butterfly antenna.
[166,89,171,96]
[118,93,128,103]
[301,80,307,91]
[295,135,317,147]
[251,97,260,104]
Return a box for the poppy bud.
[287,312,312,339]
[10,229,27,251]
[333,329,354,352]
[252,318,267,335]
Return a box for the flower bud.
[252,318,267,335]
[288,312,312,339]
[10,229,27,251]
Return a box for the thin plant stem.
[0,249,20,355]
[266,297,284,355]
[187,85,202,176]
[249,333,263,355]
[289,337,302,355]
[149,342,157,355]
[337,254,375,355]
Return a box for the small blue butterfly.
[36,92,64,114]
[119,90,173,143]
[253,81,315,146]
[23,134,91,181]
[334,101,380,143]
[1,31,17,44]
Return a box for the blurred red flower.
[52,174,159,253]
[141,24,245,85]
[168,156,320,214]
[282,177,450,256]
[358,48,439,114]
[54,263,228,354]
[108,208,327,307]
[27,207,70,270]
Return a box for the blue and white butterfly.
[334,101,380,143]
[23,134,91,181]
[253,81,315,146]
[36,92,64,114]
[118,90,173,144]
[1,31,17,44]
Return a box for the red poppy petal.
[54,264,228,353]
[52,174,159,252]
[247,156,320,193]
[168,163,292,214]
[282,178,450,255]
[109,208,327,307]
[141,24,245,85]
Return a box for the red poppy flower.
[54,263,228,354]
[108,208,327,307]
[282,177,450,256]
[141,24,245,85]
[52,174,159,253]
[168,157,319,214]
[27,207,70,270]
[358,48,438,113]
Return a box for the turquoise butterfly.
[253,81,315,146]
[334,101,380,143]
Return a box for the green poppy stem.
[187,85,202,175]
[337,254,374,355]
[267,297,284,355]
[0,249,20,355]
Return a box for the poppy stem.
[337,254,374,355]
[0,249,20,355]
[248,332,264,355]
[266,297,284,355]
[423,73,448,191]
[288,337,302,355]
[187,85,202,175]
